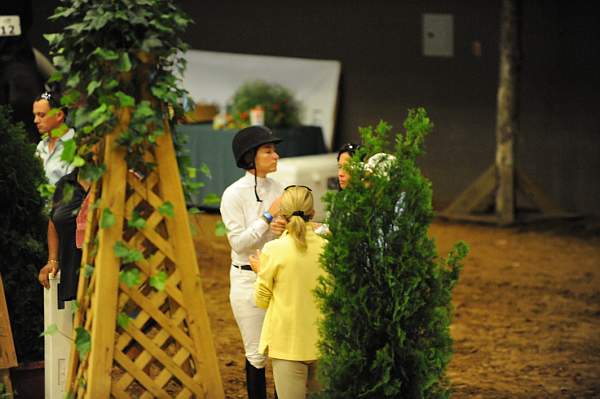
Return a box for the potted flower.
[217,80,301,129]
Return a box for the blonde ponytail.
[280,186,314,251]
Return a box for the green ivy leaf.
[92,47,119,60]
[80,163,106,181]
[117,312,132,329]
[51,123,69,138]
[67,72,80,88]
[71,155,86,167]
[113,240,130,258]
[117,53,132,72]
[60,139,76,164]
[70,300,80,314]
[61,89,81,107]
[188,207,201,214]
[187,181,205,190]
[83,264,95,278]
[43,33,63,47]
[48,70,63,83]
[87,80,102,96]
[133,101,155,119]
[203,193,220,206]
[149,271,168,291]
[158,201,174,218]
[40,323,58,337]
[37,183,56,199]
[215,221,228,237]
[150,85,167,99]
[119,267,141,288]
[62,184,74,204]
[199,163,211,179]
[115,91,135,108]
[173,14,189,28]
[100,208,116,228]
[75,327,91,361]
[127,210,146,229]
[114,241,143,264]
[141,37,162,51]
[186,167,197,178]
[104,79,119,90]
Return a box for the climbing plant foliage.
[45,0,201,358]
[46,0,196,184]
[316,108,469,398]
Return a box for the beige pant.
[271,358,320,399]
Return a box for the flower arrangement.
[214,80,301,129]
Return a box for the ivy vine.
[45,1,201,361]
[46,0,192,181]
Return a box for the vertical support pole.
[495,0,521,225]
[155,123,225,398]
[84,110,130,398]
[0,273,17,398]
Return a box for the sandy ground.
[191,214,600,399]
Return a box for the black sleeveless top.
[50,169,85,304]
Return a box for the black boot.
[245,359,267,399]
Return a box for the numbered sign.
[0,15,22,37]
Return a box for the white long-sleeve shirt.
[35,128,75,185]
[220,172,283,267]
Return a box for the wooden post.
[495,0,520,225]
[155,122,224,396]
[0,273,17,397]
[65,109,224,398]
[84,111,130,397]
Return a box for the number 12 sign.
[0,15,21,37]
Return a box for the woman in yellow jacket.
[249,185,326,399]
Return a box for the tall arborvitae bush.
[0,105,47,362]
[316,108,468,398]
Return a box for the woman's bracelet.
[48,259,59,264]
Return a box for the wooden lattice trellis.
[66,111,224,398]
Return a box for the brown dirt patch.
[191,214,600,398]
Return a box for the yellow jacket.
[255,228,326,361]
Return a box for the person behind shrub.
[33,91,74,185]
[336,142,362,191]
[250,185,326,399]
[314,142,363,236]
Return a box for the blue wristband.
[262,211,273,223]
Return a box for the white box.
[44,274,73,399]
[271,153,339,222]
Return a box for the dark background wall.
[30,1,600,214]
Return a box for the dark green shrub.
[0,105,47,362]
[316,109,468,398]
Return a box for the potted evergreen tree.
[0,105,47,397]
[316,109,468,398]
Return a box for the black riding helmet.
[232,126,282,169]
[232,126,282,202]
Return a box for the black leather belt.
[232,264,253,271]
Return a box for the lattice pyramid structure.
[66,112,224,398]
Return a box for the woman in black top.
[38,169,87,305]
